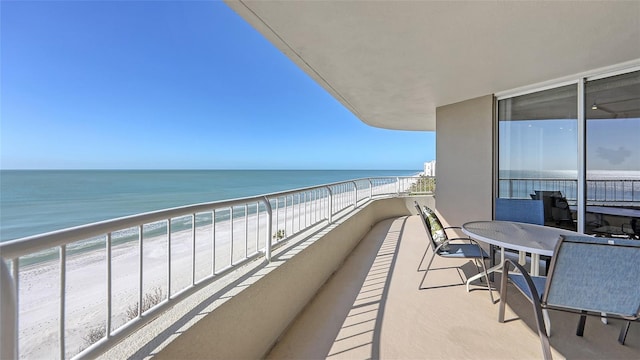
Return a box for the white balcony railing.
[0,176,433,360]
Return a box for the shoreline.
[16,197,335,359]
[1,170,420,242]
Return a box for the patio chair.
[531,190,562,222]
[413,201,470,256]
[494,198,547,273]
[549,195,573,226]
[414,202,494,303]
[498,235,640,360]
[622,218,640,239]
[495,198,544,225]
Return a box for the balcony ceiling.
[225,1,640,131]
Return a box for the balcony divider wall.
[435,95,494,228]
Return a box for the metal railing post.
[59,245,67,359]
[138,225,143,318]
[263,197,272,262]
[229,207,234,266]
[244,204,249,258]
[351,181,358,209]
[0,259,18,360]
[191,214,196,285]
[368,179,373,200]
[326,186,333,224]
[255,203,260,254]
[509,179,514,198]
[106,233,112,338]
[168,219,173,295]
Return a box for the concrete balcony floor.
[266,215,639,359]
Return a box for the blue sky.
[0,1,434,170]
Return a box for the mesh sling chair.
[498,235,640,360]
[493,198,550,277]
[414,202,494,303]
[495,198,545,225]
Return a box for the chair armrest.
[443,226,469,237]
[446,236,485,248]
[446,236,475,243]
[501,259,542,300]
[443,226,462,230]
[437,237,483,249]
[439,238,489,259]
[443,226,472,243]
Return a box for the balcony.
[264,213,638,359]
[2,178,638,359]
[147,200,638,360]
[2,2,638,358]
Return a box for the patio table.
[461,220,580,289]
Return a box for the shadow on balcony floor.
[266,215,640,359]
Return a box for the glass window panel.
[585,70,640,238]
[498,84,578,230]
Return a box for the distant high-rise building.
[423,160,436,176]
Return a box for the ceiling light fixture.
[591,102,598,110]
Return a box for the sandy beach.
[15,197,335,359]
[17,210,273,358]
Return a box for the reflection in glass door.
[584,70,640,238]
[497,85,578,230]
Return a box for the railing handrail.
[499,177,639,181]
[0,175,430,260]
[498,177,639,204]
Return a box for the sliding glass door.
[497,68,640,236]
[497,85,578,230]
[584,70,640,238]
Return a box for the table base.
[466,248,543,291]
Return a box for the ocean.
[0,169,419,242]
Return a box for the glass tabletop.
[461,220,581,256]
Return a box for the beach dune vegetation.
[81,287,165,351]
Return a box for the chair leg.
[530,289,552,360]
[418,252,439,290]
[618,321,631,345]
[544,257,550,276]
[539,330,553,360]
[543,309,551,337]
[479,257,495,303]
[490,244,496,282]
[499,260,551,359]
[472,258,483,276]
[576,311,587,337]
[417,246,430,272]
[498,262,510,323]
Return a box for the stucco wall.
[153,196,425,360]
[435,95,494,227]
